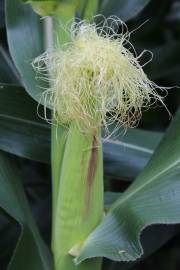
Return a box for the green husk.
[51,124,68,252]
[52,122,104,270]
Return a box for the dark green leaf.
[0,0,5,27]
[145,42,180,81]
[99,0,151,21]
[0,84,50,163]
[5,0,48,104]
[104,192,121,210]
[0,46,19,84]
[103,126,162,179]
[0,151,52,269]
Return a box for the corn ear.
[52,122,103,270]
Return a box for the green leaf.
[104,193,179,270]
[0,0,5,28]
[0,84,50,163]
[0,210,20,269]
[75,107,180,264]
[5,0,48,104]
[0,151,52,269]
[145,42,180,81]
[0,46,19,84]
[99,0,151,21]
[104,192,121,210]
[103,126,162,179]
[108,225,179,270]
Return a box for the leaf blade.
[0,151,52,270]
[99,0,151,21]
[5,0,47,104]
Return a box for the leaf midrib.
[0,113,50,129]
[105,139,153,154]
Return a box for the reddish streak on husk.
[85,135,98,214]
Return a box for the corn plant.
[0,0,180,270]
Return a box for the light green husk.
[52,123,103,270]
